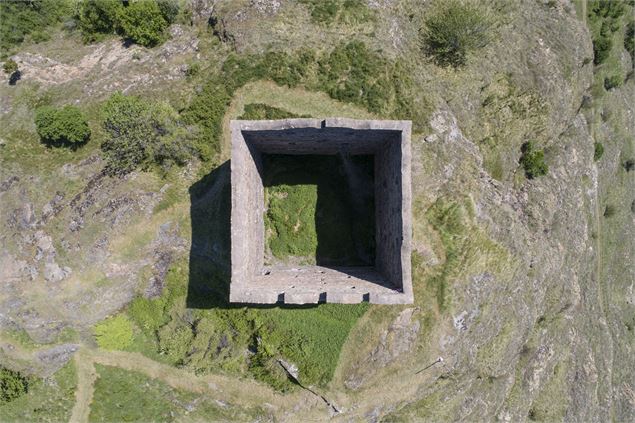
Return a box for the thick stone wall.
[230,118,412,304]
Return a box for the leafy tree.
[421,0,493,67]
[76,0,124,43]
[519,141,548,179]
[157,0,179,24]
[93,315,134,350]
[0,367,28,403]
[117,0,169,47]
[3,59,18,75]
[0,0,72,57]
[101,92,193,175]
[625,20,635,65]
[35,105,91,147]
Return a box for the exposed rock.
[43,262,71,283]
[35,344,79,376]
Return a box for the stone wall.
[230,118,412,304]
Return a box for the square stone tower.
[230,118,412,304]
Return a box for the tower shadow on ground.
[186,160,325,309]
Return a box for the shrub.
[592,31,612,65]
[299,0,375,26]
[0,367,28,403]
[76,0,123,43]
[77,0,176,46]
[603,204,616,218]
[184,43,428,165]
[624,158,635,172]
[594,142,604,161]
[421,0,493,67]
[604,74,622,90]
[625,20,635,64]
[185,62,200,78]
[0,0,72,56]
[35,105,91,147]
[101,92,193,175]
[519,141,548,179]
[318,41,392,113]
[3,59,18,75]
[156,0,179,24]
[94,314,134,350]
[588,0,626,65]
[117,0,169,47]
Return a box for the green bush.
[519,141,548,179]
[3,59,18,75]
[592,32,612,65]
[185,62,200,78]
[35,105,91,147]
[625,20,634,64]
[299,0,375,26]
[0,0,72,57]
[94,314,134,350]
[604,74,623,90]
[76,0,123,43]
[588,0,626,65]
[77,0,177,46]
[117,0,169,47]
[594,142,604,161]
[421,0,493,67]
[0,367,28,403]
[101,92,193,175]
[156,0,179,24]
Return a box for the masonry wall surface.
[230,118,412,304]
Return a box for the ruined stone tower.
[230,118,412,304]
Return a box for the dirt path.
[69,351,97,423]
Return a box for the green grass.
[267,183,318,260]
[263,154,375,266]
[298,0,375,26]
[93,315,134,350]
[0,0,73,59]
[126,256,369,388]
[239,103,311,120]
[422,198,510,312]
[0,362,76,422]
[89,365,261,422]
[185,41,429,169]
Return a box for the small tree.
[77,0,124,43]
[117,1,169,47]
[519,141,548,179]
[101,92,192,175]
[3,59,18,75]
[593,142,604,161]
[0,367,28,403]
[421,0,493,67]
[35,105,91,147]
